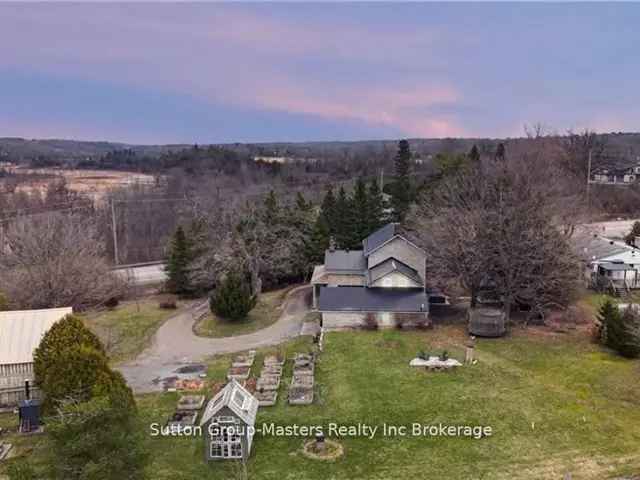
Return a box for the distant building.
[0,307,72,407]
[590,160,640,185]
[200,380,258,461]
[570,229,640,295]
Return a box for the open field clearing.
[3,165,157,203]
[82,296,183,364]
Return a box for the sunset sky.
[0,2,638,144]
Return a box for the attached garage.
[318,286,429,330]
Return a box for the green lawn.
[194,287,291,338]
[3,326,640,479]
[82,297,181,364]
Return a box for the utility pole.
[111,199,119,266]
[586,148,592,215]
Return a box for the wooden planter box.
[261,365,283,376]
[288,387,314,405]
[263,354,285,367]
[291,374,314,389]
[255,390,278,407]
[166,410,198,428]
[256,374,281,392]
[177,395,206,411]
[227,366,251,381]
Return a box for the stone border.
[301,439,344,461]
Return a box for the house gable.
[367,236,426,283]
[200,379,258,427]
[371,271,421,288]
[369,257,423,288]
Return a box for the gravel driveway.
[118,285,312,393]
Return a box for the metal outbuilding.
[0,307,72,407]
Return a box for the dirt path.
[118,285,311,393]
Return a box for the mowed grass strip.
[136,327,640,479]
[82,297,180,363]
[3,326,639,479]
[194,287,291,338]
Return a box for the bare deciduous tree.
[409,155,580,321]
[0,212,124,309]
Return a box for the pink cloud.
[251,82,464,137]
[0,4,465,138]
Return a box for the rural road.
[581,218,640,239]
[112,262,168,286]
[118,285,312,393]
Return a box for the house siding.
[368,237,426,284]
[0,362,39,407]
[322,312,429,330]
[324,274,366,286]
[371,272,421,288]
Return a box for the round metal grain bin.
[467,307,506,337]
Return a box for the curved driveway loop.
[118,286,311,393]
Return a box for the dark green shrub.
[210,270,256,321]
[0,291,8,311]
[598,299,640,358]
[34,315,105,386]
[103,296,119,309]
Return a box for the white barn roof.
[200,379,258,427]
[0,307,72,365]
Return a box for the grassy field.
[2,325,639,479]
[82,297,181,364]
[194,287,291,338]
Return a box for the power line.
[0,205,94,225]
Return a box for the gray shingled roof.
[362,223,397,255]
[318,286,429,312]
[369,258,422,285]
[325,250,366,272]
[571,231,632,262]
[599,261,635,271]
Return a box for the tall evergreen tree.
[320,187,338,236]
[469,144,480,163]
[306,214,330,265]
[295,191,310,212]
[367,178,385,232]
[165,226,193,294]
[33,314,145,479]
[599,300,640,358]
[46,389,146,480]
[394,139,412,178]
[352,177,369,242]
[624,221,640,246]
[263,190,279,224]
[334,186,358,249]
[34,314,106,412]
[391,139,413,223]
